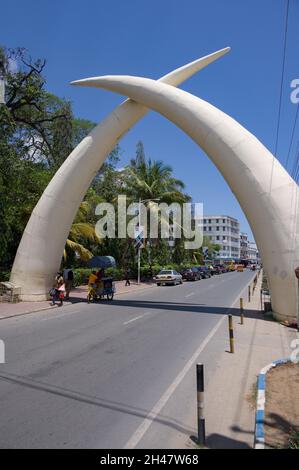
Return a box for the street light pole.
[137,197,160,285]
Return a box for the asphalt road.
[0,269,256,449]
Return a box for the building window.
[209,227,212,231]
[203,227,206,231]
[208,219,211,223]
[216,236,220,240]
[223,227,226,231]
[216,226,219,231]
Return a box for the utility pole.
[136,198,160,285]
[137,198,141,285]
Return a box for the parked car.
[197,266,212,278]
[181,267,201,281]
[236,264,244,272]
[155,269,183,286]
[210,265,222,275]
[215,264,228,274]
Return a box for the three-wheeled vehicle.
[86,256,116,303]
[87,277,115,302]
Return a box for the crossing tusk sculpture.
[9,48,230,300]
[70,75,299,323]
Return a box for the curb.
[254,357,291,449]
[0,283,155,321]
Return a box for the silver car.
[155,269,183,286]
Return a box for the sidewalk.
[0,280,154,320]
[191,272,299,449]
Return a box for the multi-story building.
[248,241,259,262]
[199,215,240,259]
[240,232,249,260]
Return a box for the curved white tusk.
[10,48,230,301]
[71,47,230,88]
[72,74,299,322]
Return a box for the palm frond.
[69,223,100,242]
[65,239,93,261]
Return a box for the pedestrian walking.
[63,268,74,300]
[125,268,131,286]
[51,272,65,306]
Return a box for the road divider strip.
[124,314,227,449]
[124,273,259,449]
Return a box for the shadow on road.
[205,433,251,449]
[0,371,194,438]
[102,298,267,321]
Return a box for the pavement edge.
[254,357,291,449]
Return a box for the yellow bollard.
[240,297,244,325]
[228,314,234,353]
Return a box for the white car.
[155,269,183,286]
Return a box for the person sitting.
[88,271,98,287]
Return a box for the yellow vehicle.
[236,264,244,272]
[224,260,236,271]
[87,278,115,302]
[228,261,236,271]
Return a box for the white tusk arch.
[71,75,299,322]
[10,48,230,300]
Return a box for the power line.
[269,0,290,195]
[291,140,299,180]
[274,0,290,159]
[286,104,299,170]
[294,145,299,183]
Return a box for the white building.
[199,215,240,259]
[248,241,259,262]
[240,232,249,260]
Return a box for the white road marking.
[124,313,226,449]
[124,286,245,449]
[123,312,151,325]
[185,292,195,298]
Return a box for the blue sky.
[2,0,298,240]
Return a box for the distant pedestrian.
[63,268,74,300]
[125,268,131,286]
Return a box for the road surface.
[0,270,255,448]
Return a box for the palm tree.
[64,200,100,262]
[123,159,190,205]
[121,157,191,268]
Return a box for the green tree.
[72,118,96,148]
[64,201,100,262]
[122,150,191,268]
[202,235,221,260]
[0,46,104,273]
